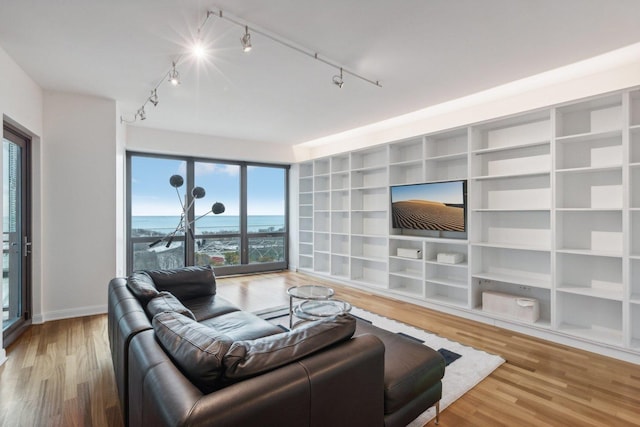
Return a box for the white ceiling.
[1,0,640,145]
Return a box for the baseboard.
[40,304,107,322]
[0,349,6,367]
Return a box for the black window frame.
[126,151,289,276]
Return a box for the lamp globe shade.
[192,186,206,199]
[169,175,184,188]
[212,202,225,214]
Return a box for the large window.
[127,153,288,276]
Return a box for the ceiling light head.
[192,30,207,59]
[241,26,252,52]
[332,68,344,88]
[192,41,206,59]
[149,89,159,106]
[169,62,181,86]
[137,106,146,121]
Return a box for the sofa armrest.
[108,278,152,421]
[128,330,385,427]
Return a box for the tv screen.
[390,180,466,232]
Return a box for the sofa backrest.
[224,313,356,380]
[145,265,217,300]
[153,311,233,393]
[152,310,357,393]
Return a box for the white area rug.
[348,307,505,426]
[259,306,505,426]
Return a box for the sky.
[391,180,464,204]
[131,156,285,216]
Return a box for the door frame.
[2,124,32,348]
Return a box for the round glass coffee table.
[287,285,336,328]
[294,299,352,323]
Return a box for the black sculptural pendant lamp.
[149,174,225,248]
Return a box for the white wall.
[0,46,43,364]
[126,126,296,165]
[40,91,118,321]
[115,104,126,278]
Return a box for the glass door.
[3,126,31,346]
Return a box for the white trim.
[0,349,6,366]
[38,304,107,323]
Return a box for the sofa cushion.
[126,272,160,304]
[200,311,283,341]
[182,294,240,322]
[152,311,232,393]
[223,313,356,380]
[146,265,216,300]
[146,291,196,320]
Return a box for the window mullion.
[186,160,195,266]
[240,164,248,265]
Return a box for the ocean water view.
[132,215,287,270]
[132,215,285,235]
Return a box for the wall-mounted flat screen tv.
[390,180,467,232]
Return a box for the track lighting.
[207,8,380,88]
[149,89,159,106]
[169,62,180,86]
[137,106,146,120]
[120,8,381,125]
[241,26,252,52]
[333,68,344,88]
[120,60,179,123]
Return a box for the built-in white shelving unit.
[467,111,554,327]
[554,94,626,345]
[296,86,640,363]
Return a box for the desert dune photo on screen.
[390,180,466,231]
[391,199,464,231]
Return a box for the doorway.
[2,125,32,347]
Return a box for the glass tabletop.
[295,299,352,320]
[287,285,335,300]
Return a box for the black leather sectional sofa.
[108,266,445,426]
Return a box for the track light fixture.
[119,60,180,123]
[333,68,344,88]
[169,61,181,86]
[149,89,159,106]
[137,106,146,120]
[241,25,252,52]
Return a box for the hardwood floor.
[1,271,639,426]
[0,315,122,427]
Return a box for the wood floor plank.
[0,271,638,426]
